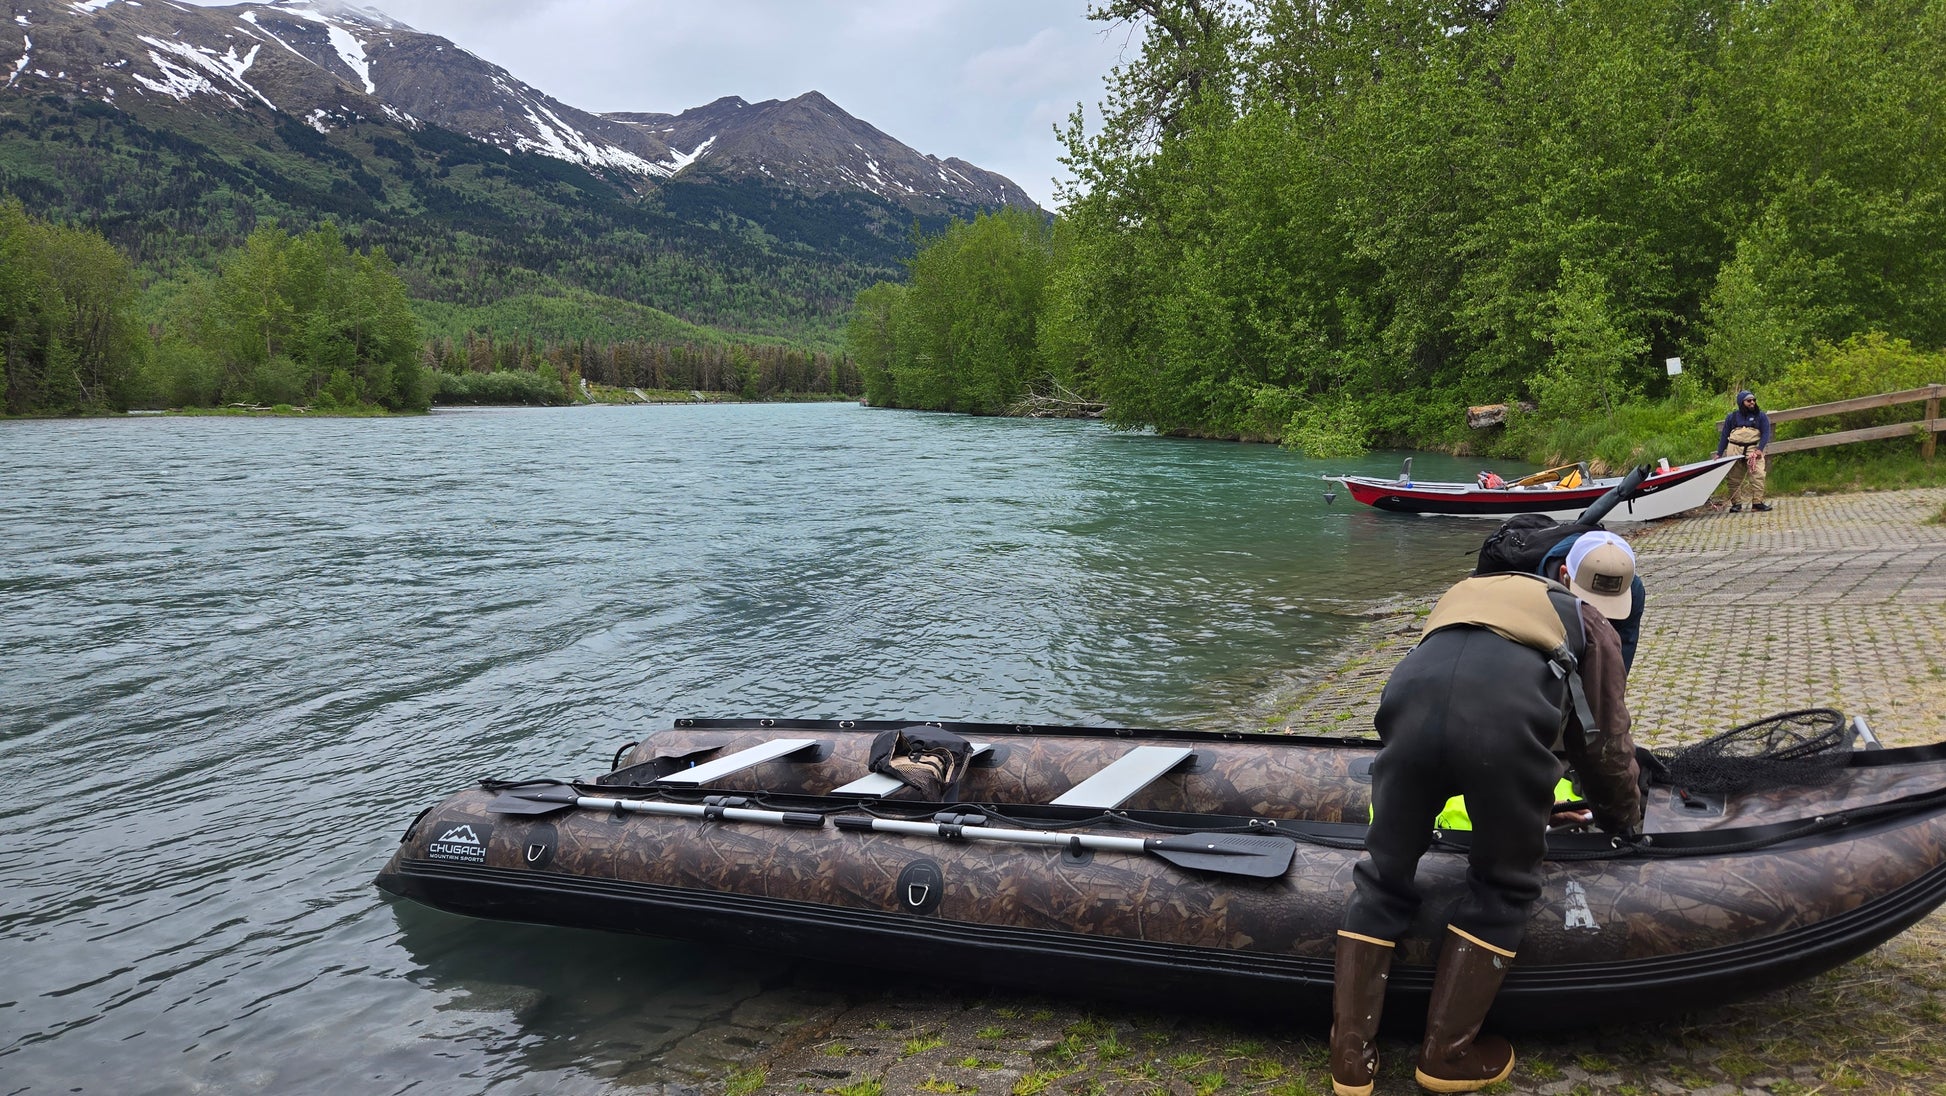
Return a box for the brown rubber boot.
[1330,931,1397,1096]
[1413,926,1516,1093]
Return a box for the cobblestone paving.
[1628,489,1946,746]
[1265,487,1946,752]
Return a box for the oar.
[1576,463,1652,525]
[834,815,1295,879]
[488,784,826,827]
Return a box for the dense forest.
[1,204,859,415]
[2,211,432,413]
[851,0,1946,459]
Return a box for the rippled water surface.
[0,404,1501,1094]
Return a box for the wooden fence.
[1764,383,1945,460]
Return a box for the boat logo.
[896,860,944,915]
[428,821,491,865]
[1563,880,1598,931]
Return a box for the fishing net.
[1657,708,1853,794]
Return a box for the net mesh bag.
[1658,708,1853,795]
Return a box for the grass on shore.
[772,921,1946,1096]
[1769,445,1946,495]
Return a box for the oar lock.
[931,810,987,827]
[701,794,752,819]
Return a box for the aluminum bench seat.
[1049,745,1197,808]
[653,739,824,786]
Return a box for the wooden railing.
[1764,384,1945,460]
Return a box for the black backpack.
[1474,514,1605,576]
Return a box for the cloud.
[176,0,1121,208]
[962,28,1083,98]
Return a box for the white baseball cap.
[1565,531,1636,619]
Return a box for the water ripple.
[0,404,1498,1093]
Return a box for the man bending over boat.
[1330,533,1645,1095]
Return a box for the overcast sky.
[191,1,1135,209]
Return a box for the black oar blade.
[1146,833,1296,879]
[486,784,581,816]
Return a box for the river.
[0,403,1502,1094]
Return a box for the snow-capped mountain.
[609,92,1032,211]
[3,0,1035,211]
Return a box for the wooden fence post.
[1927,390,1940,461]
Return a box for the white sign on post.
[1665,357,1683,375]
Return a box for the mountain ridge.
[1,0,1043,346]
[4,0,1038,213]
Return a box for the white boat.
[1327,456,1741,521]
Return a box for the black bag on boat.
[868,726,974,800]
[1474,514,1605,576]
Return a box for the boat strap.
[597,746,725,788]
[1052,746,1198,808]
[651,739,826,786]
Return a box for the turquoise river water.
[0,403,1507,1094]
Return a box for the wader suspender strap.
[1545,593,1598,752]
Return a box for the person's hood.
[1736,389,1757,406]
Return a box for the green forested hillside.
[1,202,863,415]
[853,0,1946,462]
[0,94,963,349]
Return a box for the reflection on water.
[0,405,1508,1093]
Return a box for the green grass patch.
[1242,1058,1286,1081]
[902,1034,947,1057]
[1010,1068,1073,1095]
[1168,1053,1209,1071]
[1768,445,1946,494]
[1575,1053,1614,1073]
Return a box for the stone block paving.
[1629,488,1946,747]
[1268,488,1946,752]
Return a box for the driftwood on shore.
[1008,381,1107,419]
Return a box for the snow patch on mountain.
[134,34,275,108]
[661,135,715,173]
[8,35,27,89]
[517,100,660,175]
[291,7,375,94]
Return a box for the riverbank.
[699,486,1946,1096]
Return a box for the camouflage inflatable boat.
[374,712,1946,1030]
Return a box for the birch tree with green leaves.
[0,200,143,415]
[165,224,431,411]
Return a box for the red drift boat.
[1327,455,1740,521]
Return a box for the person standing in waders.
[1329,533,1645,1095]
[1715,390,1773,511]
